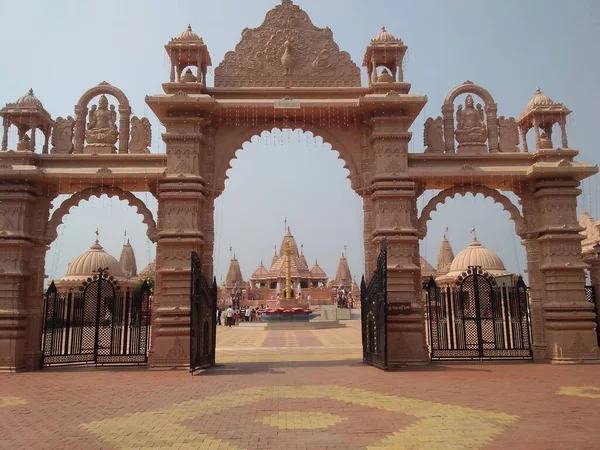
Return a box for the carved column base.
[544,313,600,363]
[148,307,190,368]
[24,351,42,371]
[0,309,27,371]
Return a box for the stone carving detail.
[0,164,13,170]
[166,336,185,359]
[50,116,75,154]
[129,116,152,154]
[498,116,519,152]
[85,95,119,146]
[96,167,112,175]
[456,95,487,148]
[423,117,445,153]
[214,1,361,87]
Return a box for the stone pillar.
[523,238,547,360]
[29,123,36,153]
[118,105,131,154]
[149,120,208,369]
[533,179,599,362]
[73,105,86,154]
[1,118,8,151]
[560,119,569,149]
[0,184,48,370]
[486,103,499,153]
[442,104,455,153]
[362,194,375,278]
[370,116,429,366]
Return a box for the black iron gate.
[425,266,532,360]
[361,240,388,369]
[190,251,217,373]
[585,285,600,347]
[42,269,151,366]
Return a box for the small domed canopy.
[372,26,399,43]
[15,88,45,109]
[175,25,204,43]
[65,239,124,278]
[526,88,555,110]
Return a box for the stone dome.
[372,26,398,42]
[138,259,156,278]
[176,25,203,42]
[310,260,327,279]
[448,238,506,273]
[526,88,555,110]
[15,88,44,109]
[65,239,124,277]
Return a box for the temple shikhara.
[1,0,599,372]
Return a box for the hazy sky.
[1,0,599,285]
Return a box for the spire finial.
[28,88,34,96]
[536,87,542,94]
[95,228,99,244]
[187,24,192,31]
[229,245,233,259]
[470,225,477,240]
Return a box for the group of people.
[217,305,263,327]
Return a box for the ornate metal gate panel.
[585,285,600,347]
[361,240,388,369]
[42,271,151,367]
[425,266,532,360]
[190,251,217,373]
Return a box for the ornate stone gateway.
[361,240,388,369]
[42,272,151,366]
[425,268,532,360]
[190,252,217,373]
[1,0,599,370]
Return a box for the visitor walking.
[245,307,251,322]
[226,305,233,327]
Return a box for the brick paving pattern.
[1,323,599,449]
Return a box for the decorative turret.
[225,254,244,287]
[1,88,53,153]
[299,244,308,269]
[119,238,138,278]
[163,25,212,93]
[517,88,571,152]
[334,252,353,287]
[436,234,455,275]
[362,26,408,88]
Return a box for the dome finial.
[95,227,99,244]
[28,88,34,96]
[470,225,477,241]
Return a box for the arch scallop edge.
[46,186,158,244]
[214,123,362,195]
[417,185,526,239]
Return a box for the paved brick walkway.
[1,324,599,449]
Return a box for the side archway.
[45,186,158,244]
[213,122,362,195]
[417,185,526,238]
[76,81,131,108]
[443,81,496,107]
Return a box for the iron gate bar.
[425,267,532,361]
[361,239,388,370]
[585,285,600,347]
[41,270,151,367]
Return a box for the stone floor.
[1,322,599,449]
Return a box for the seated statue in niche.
[455,94,488,151]
[85,95,118,147]
[539,130,553,149]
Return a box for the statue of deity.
[85,95,118,146]
[538,130,553,149]
[455,94,488,147]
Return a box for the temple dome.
[138,259,156,278]
[65,239,124,277]
[176,25,203,42]
[448,238,506,273]
[251,261,269,279]
[334,253,352,286]
[119,239,138,278]
[14,88,44,109]
[526,88,555,110]
[372,26,398,42]
[278,227,300,257]
[225,255,244,287]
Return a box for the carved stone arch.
[417,185,526,239]
[443,81,496,106]
[73,82,132,154]
[45,186,158,244]
[213,122,362,195]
